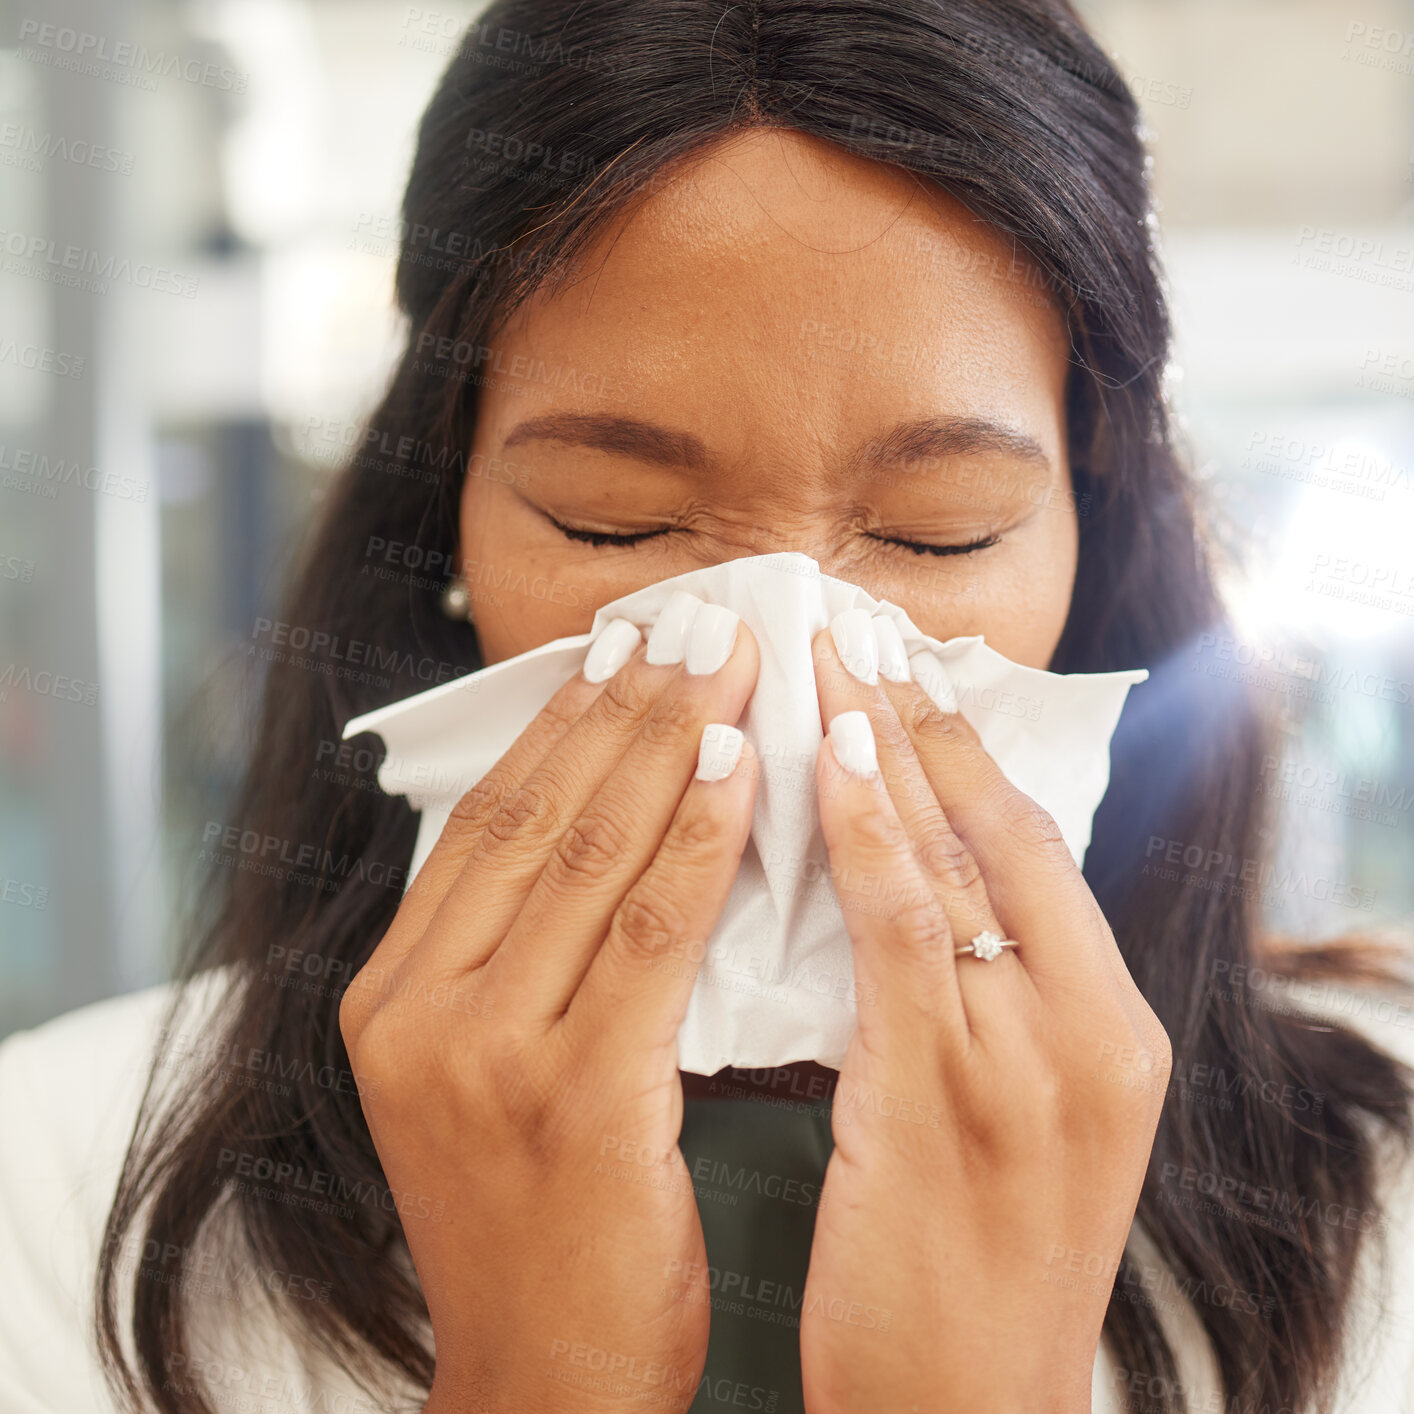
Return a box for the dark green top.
[679,1085,835,1414]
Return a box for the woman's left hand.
[799,626,1172,1414]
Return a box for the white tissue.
[343,552,1147,1074]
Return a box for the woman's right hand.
[339,603,760,1414]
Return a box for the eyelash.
[546,513,1000,557]
[549,518,671,548]
[867,532,1002,558]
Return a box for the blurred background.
[2,0,1413,1037]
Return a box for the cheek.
[458,488,584,664]
[459,480,665,665]
[865,511,1077,669]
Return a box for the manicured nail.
[827,710,879,778]
[872,617,911,683]
[582,617,642,683]
[645,590,703,665]
[686,604,740,676]
[830,609,878,684]
[908,650,958,713]
[696,723,744,781]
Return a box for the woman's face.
[459,127,1078,668]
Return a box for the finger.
[813,622,1009,949]
[489,609,760,1019]
[340,622,641,1035]
[566,732,759,1056]
[407,596,752,995]
[409,603,724,982]
[878,657,1121,991]
[812,622,1030,1029]
[813,709,969,1054]
[398,596,695,984]
[385,631,637,943]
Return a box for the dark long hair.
[97,3,1414,1412]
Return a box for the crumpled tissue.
[343,552,1147,1074]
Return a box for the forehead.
[496,127,1071,454]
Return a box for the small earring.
[440,573,473,621]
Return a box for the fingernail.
[696,723,744,781]
[645,590,703,665]
[686,604,741,676]
[830,609,878,684]
[582,617,642,683]
[827,710,879,778]
[872,617,911,683]
[908,650,958,713]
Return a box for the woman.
[3,1,1413,1412]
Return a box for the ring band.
[955,929,1019,962]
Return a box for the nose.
[683,508,852,574]
[707,538,883,596]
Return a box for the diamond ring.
[954,929,1019,962]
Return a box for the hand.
[798,626,1172,1414]
[340,610,760,1414]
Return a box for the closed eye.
[869,532,1002,556]
[543,510,1000,557]
[542,511,675,547]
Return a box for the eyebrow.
[500,411,1051,478]
[846,416,1050,478]
[502,412,715,473]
